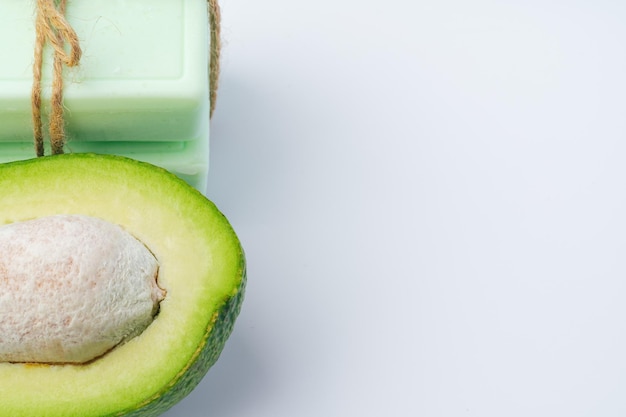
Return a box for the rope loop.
[32,0,82,157]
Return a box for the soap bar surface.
[0,0,210,191]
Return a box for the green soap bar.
[0,0,211,191]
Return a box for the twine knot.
[31,0,82,157]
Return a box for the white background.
[165,1,626,416]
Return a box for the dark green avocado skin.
[119,263,246,417]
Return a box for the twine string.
[208,0,221,118]
[32,0,82,157]
[32,0,221,157]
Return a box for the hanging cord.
[31,0,82,157]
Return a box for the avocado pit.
[0,214,165,364]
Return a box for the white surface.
[166,1,626,416]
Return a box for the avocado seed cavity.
[0,215,165,364]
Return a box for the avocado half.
[0,153,246,417]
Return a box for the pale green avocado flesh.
[0,154,246,417]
